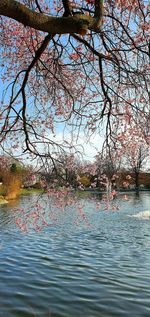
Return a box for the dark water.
[0,192,150,317]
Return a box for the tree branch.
[62,0,72,17]
[0,0,97,34]
[94,0,103,28]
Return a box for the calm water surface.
[0,192,150,317]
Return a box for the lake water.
[0,192,150,317]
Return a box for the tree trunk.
[135,171,140,192]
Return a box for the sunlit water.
[0,192,150,317]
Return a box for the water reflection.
[0,192,150,317]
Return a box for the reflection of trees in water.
[92,192,103,201]
[0,199,19,229]
[131,191,146,207]
[92,191,150,213]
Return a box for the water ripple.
[0,192,150,317]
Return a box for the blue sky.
[0,73,104,163]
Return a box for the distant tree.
[44,152,82,187]
[94,151,121,190]
[10,163,17,173]
[113,123,149,191]
[0,156,22,198]
[126,146,149,191]
[79,175,91,187]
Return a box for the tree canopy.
[0,0,149,168]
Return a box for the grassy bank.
[19,188,44,195]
